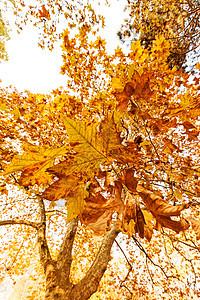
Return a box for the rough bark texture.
[36,195,120,300]
[39,217,120,300]
[56,218,78,289]
[69,223,120,300]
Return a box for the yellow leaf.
[66,184,88,224]
[3,145,68,186]
[174,189,183,200]
[111,77,125,92]
[128,64,135,81]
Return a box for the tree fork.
[69,223,120,300]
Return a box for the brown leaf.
[156,215,189,233]
[114,82,135,110]
[41,175,77,201]
[186,217,200,240]
[137,185,190,233]
[121,168,138,192]
[182,121,196,130]
[81,181,123,235]
[121,191,145,239]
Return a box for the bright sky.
[0,2,128,298]
[0,1,127,94]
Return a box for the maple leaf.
[81,180,123,234]
[186,217,200,240]
[120,168,138,192]
[61,115,106,173]
[2,145,68,186]
[121,191,145,238]
[38,5,51,20]
[66,183,88,224]
[99,115,123,157]
[120,190,154,241]
[41,175,78,201]
[137,185,190,233]
[48,115,124,178]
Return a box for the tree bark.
[42,221,120,300]
[68,223,120,300]
[36,193,120,300]
[56,218,78,289]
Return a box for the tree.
[0,0,10,61]
[118,0,200,70]
[1,1,200,299]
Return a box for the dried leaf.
[81,181,123,234]
[121,191,145,239]
[41,175,77,201]
[186,217,200,240]
[137,185,190,233]
[121,168,138,192]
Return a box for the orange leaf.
[38,5,50,20]
[81,181,123,235]
[137,185,190,233]
[121,168,138,192]
[41,175,77,201]
[186,217,200,240]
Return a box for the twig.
[114,238,133,296]
[0,219,39,229]
[131,235,173,279]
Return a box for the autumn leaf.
[60,115,106,174]
[47,115,124,178]
[2,145,68,186]
[99,115,123,157]
[81,180,123,234]
[186,217,200,240]
[41,175,78,201]
[120,168,138,192]
[137,185,190,233]
[38,5,51,20]
[66,184,88,224]
[121,191,145,238]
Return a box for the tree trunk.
[43,222,120,300]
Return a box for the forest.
[0,0,200,299]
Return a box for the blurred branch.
[115,238,133,297]
[0,219,39,229]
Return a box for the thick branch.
[36,195,52,271]
[56,218,78,289]
[70,223,120,300]
[0,220,39,229]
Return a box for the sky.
[0,2,127,298]
[0,0,127,93]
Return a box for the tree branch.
[70,223,120,300]
[36,195,52,271]
[56,218,78,289]
[114,239,133,297]
[0,219,39,229]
